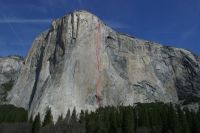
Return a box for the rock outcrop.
[0,56,23,103]
[7,10,200,120]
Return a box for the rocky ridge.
[7,10,200,121]
[0,56,23,103]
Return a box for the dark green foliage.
[122,106,135,133]
[40,118,85,133]
[0,104,28,123]
[186,111,200,133]
[0,104,30,133]
[177,105,190,133]
[32,113,41,133]
[40,108,85,133]
[1,80,14,92]
[70,108,77,123]
[42,108,53,127]
[0,80,14,102]
[1,103,200,133]
[79,110,85,123]
[0,123,31,133]
[65,109,71,123]
[29,115,33,123]
[183,96,200,105]
[57,114,64,123]
[81,103,200,133]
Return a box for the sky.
[0,0,200,56]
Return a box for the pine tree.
[184,108,193,133]
[70,107,77,123]
[190,111,200,133]
[79,110,85,123]
[160,105,168,132]
[167,104,181,133]
[137,105,150,128]
[29,115,33,123]
[122,107,135,133]
[57,114,64,123]
[177,106,190,133]
[109,109,117,133]
[85,110,90,133]
[42,108,53,127]
[64,109,71,123]
[32,113,41,133]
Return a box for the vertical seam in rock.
[76,14,80,39]
[71,13,75,41]
[95,20,101,105]
[28,45,45,109]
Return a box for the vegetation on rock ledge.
[0,80,14,102]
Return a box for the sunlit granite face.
[7,10,200,121]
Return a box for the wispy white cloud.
[178,24,199,44]
[0,18,52,23]
[105,20,131,29]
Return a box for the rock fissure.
[29,45,45,109]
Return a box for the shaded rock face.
[7,10,200,120]
[0,56,23,103]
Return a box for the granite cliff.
[7,10,200,120]
[0,56,23,103]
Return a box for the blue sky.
[0,0,200,56]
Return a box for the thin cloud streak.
[178,24,199,44]
[0,19,52,23]
[105,20,131,29]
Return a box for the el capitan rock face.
[7,10,200,120]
